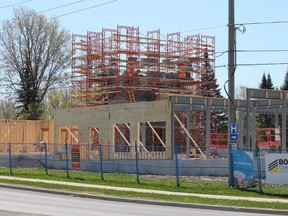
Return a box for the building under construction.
[66,25,217,157]
[71,25,216,107]
[1,25,287,167]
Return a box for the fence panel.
[0,142,287,186]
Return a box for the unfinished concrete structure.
[54,88,288,161]
[54,100,171,159]
[0,89,287,176]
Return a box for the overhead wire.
[179,19,288,35]
[0,0,117,24]
[215,51,228,58]
[181,25,226,33]
[236,20,288,26]
[55,0,118,18]
[40,0,86,13]
[236,49,288,53]
[0,0,32,9]
[236,62,288,67]
[2,6,288,98]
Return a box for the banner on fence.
[71,144,80,168]
[265,153,288,185]
[232,150,254,180]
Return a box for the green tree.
[257,72,275,128]
[259,72,267,89]
[280,68,288,90]
[266,73,274,89]
[44,88,70,119]
[214,80,228,133]
[0,98,18,119]
[0,7,71,120]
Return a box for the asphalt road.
[0,187,282,216]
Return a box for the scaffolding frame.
[71,25,216,107]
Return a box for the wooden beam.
[65,127,79,143]
[147,122,166,148]
[174,113,206,159]
[124,123,150,153]
[114,124,131,146]
[125,123,130,130]
[93,128,99,133]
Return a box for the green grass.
[0,168,288,210]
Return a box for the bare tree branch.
[0,7,71,119]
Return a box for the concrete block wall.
[0,153,266,178]
[48,157,230,176]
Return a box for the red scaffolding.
[71,25,216,107]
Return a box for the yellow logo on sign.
[268,159,278,173]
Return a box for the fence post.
[44,142,48,175]
[99,144,104,181]
[65,142,69,178]
[135,144,140,184]
[174,145,180,187]
[256,147,263,193]
[8,142,12,175]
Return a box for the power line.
[0,0,32,9]
[236,62,288,67]
[181,25,226,34]
[181,19,288,34]
[0,0,116,24]
[215,49,288,58]
[236,20,288,26]
[55,0,118,18]
[216,62,288,68]
[236,49,288,53]
[215,51,228,58]
[215,65,227,69]
[0,1,86,25]
[40,0,86,13]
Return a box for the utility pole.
[228,0,236,187]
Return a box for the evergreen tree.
[266,73,274,89]
[280,68,288,90]
[259,73,267,89]
[214,79,228,133]
[257,72,275,129]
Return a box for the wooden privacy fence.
[0,119,54,145]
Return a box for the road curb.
[0,183,287,215]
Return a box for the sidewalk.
[0,175,287,204]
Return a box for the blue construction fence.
[0,142,285,186]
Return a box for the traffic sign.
[230,133,238,141]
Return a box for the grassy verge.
[0,168,287,210]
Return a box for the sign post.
[229,123,238,187]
